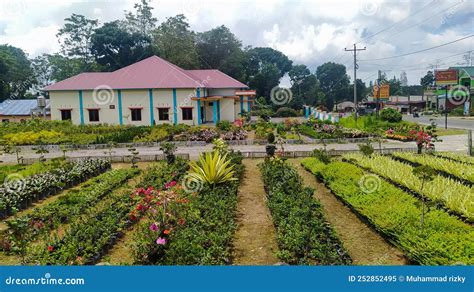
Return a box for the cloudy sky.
[0,0,473,85]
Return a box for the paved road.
[403,115,474,130]
[0,135,470,163]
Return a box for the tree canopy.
[1,0,359,110]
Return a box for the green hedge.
[301,157,474,265]
[160,152,243,265]
[259,159,351,265]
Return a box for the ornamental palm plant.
[188,151,236,187]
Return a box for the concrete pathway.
[232,159,280,265]
[0,134,469,163]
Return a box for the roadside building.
[0,99,51,122]
[44,56,256,126]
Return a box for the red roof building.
[45,56,255,126]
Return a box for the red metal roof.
[44,56,248,91]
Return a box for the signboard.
[373,84,390,98]
[435,70,458,85]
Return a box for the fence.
[13,137,377,152]
[20,153,191,165]
[240,147,418,159]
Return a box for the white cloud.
[0,0,472,85]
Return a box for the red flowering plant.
[408,128,433,154]
[129,181,191,264]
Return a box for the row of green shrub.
[0,168,140,255]
[159,152,244,265]
[0,158,66,182]
[301,157,474,265]
[259,158,352,265]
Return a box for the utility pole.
[345,44,366,125]
[376,70,382,119]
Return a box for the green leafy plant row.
[259,158,352,265]
[344,153,473,222]
[392,152,474,184]
[301,157,474,265]
[1,168,139,252]
[0,159,111,217]
[0,159,66,182]
[433,152,474,165]
[159,151,244,265]
[28,188,135,265]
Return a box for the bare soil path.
[289,159,408,265]
[232,159,280,265]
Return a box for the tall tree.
[91,20,153,71]
[316,62,349,110]
[196,25,242,69]
[289,64,320,108]
[420,71,435,88]
[152,14,199,69]
[47,53,87,82]
[354,79,367,101]
[56,14,99,68]
[0,45,34,101]
[124,0,157,37]
[245,47,292,100]
[400,71,408,86]
[31,54,54,95]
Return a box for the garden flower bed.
[259,158,352,265]
[391,152,474,185]
[0,168,140,253]
[301,157,474,265]
[0,159,111,217]
[343,153,473,222]
[130,151,244,265]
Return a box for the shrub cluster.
[259,158,351,265]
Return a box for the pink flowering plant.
[129,182,191,264]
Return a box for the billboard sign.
[373,84,390,98]
[435,70,458,86]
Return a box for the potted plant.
[265,132,276,157]
[160,141,177,164]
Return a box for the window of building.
[182,108,193,121]
[158,108,169,121]
[131,108,142,121]
[88,109,100,122]
[61,110,72,121]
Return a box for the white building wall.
[220,98,235,122]
[120,89,150,126]
[50,87,239,126]
[50,91,81,125]
[82,90,119,125]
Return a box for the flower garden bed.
[0,159,111,218]
[301,157,474,265]
[130,152,244,265]
[391,152,474,185]
[0,168,140,253]
[259,158,351,265]
[343,153,473,222]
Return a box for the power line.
[357,0,435,45]
[369,0,465,45]
[359,35,473,62]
